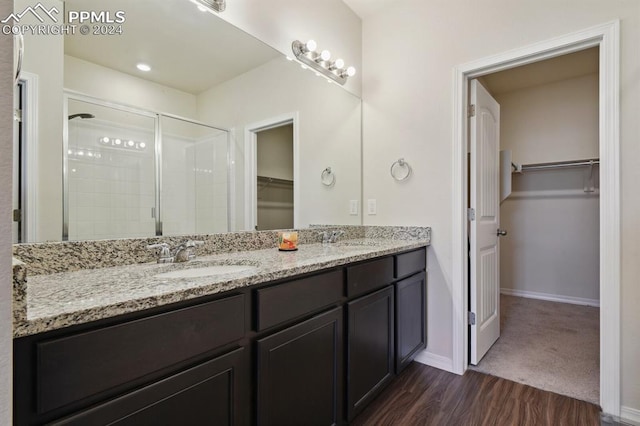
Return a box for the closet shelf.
[512,158,599,172]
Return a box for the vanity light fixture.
[291,39,356,85]
[189,0,226,13]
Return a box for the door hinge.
[14,109,22,122]
[13,209,21,222]
[468,104,476,117]
[467,208,475,221]
[468,311,476,325]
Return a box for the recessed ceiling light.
[136,63,151,72]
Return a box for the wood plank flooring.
[351,362,601,426]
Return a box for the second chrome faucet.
[147,240,204,263]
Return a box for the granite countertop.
[13,238,429,338]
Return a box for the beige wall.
[18,0,64,241]
[498,75,600,303]
[0,1,13,421]
[497,74,599,164]
[361,0,639,412]
[217,0,362,97]
[257,125,294,181]
[197,57,362,229]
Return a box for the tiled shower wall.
[68,119,228,241]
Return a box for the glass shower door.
[161,116,229,236]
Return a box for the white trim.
[500,288,600,308]
[452,21,620,416]
[244,112,299,231]
[227,128,236,231]
[621,406,640,425]
[413,350,454,373]
[19,72,38,242]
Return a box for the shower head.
[68,113,95,120]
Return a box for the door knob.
[497,229,508,236]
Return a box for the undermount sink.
[154,264,258,279]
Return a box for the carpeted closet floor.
[469,295,599,405]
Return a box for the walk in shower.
[64,95,230,241]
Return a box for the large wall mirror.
[12,0,362,243]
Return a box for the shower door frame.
[63,91,232,240]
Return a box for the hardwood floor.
[351,362,601,426]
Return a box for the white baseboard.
[500,288,600,307]
[413,350,455,373]
[621,406,640,425]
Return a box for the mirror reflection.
[13,0,362,243]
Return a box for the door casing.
[452,21,620,415]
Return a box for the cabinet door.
[50,347,249,426]
[396,272,427,373]
[347,286,394,421]
[256,307,343,426]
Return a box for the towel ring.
[390,158,412,181]
[321,167,335,187]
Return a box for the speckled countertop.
[13,236,429,338]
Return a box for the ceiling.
[342,0,400,19]
[64,0,281,94]
[480,47,599,95]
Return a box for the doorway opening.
[256,124,294,230]
[467,47,600,404]
[452,21,620,415]
[244,113,299,231]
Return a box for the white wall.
[217,0,362,97]
[197,57,362,229]
[497,74,599,304]
[0,1,13,421]
[361,0,640,412]
[65,56,197,118]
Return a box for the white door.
[469,79,502,365]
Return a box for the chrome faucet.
[147,243,173,263]
[173,240,204,262]
[329,230,345,243]
[147,240,204,263]
[318,230,345,244]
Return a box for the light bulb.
[305,40,317,52]
[115,139,122,145]
[77,151,84,156]
[101,137,109,143]
[136,63,151,72]
[139,142,146,149]
[334,58,344,69]
[346,66,356,77]
[320,50,331,61]
[127,140,135,147]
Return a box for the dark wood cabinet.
[395,271,427,373]
[256,307,343,426]
[347,286,395,421]
[14,246,428,426]
[50,347,250,426]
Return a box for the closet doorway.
[468,47,601,404]
[255,124,294,230]
[244,113,299,231]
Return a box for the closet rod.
[518,158,599,172]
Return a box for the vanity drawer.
[395,248,426,279]
[37,294,245,414]
[256,269,343,331]
[346,257,394,298]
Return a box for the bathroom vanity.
[12,228,429,425]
